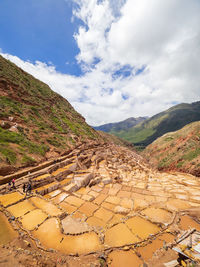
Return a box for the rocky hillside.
[93,116,147,133]
[97,130,134,148]
[143,121,200,176]
[0,55,102,175]
[107,102,200,149]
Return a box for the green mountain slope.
[143,121,200,176]
[0,55,100,174]
[93,117,147,133]
[108,102,200,148]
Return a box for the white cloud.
[1,0,200,126]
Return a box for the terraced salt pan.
[94,194,107,205]
[94,207,113,223]
[20,209,48,230]
[133,198,148,210]
[52,193,68,204]
[81,194,94,201]
[46,189,61,198]
[7,199,35,218]
[65,196,85,207]
[120,198,134,209]
[0,192,24,207]
[0,212,17,245]
[179,215,200,231]
[34,181,59,194]
[141,208,172,224]
[30,197,62,216]
[33,173,50,181]
[33,218,102,254]
[60,202,77,214]
[158,233,175,243]
[137,239,164,261]
[78,202,99,217]
[105,196,121,205]
[60,232,102,254]
[60,178,72,186]
[104,223,140,247]
[86,216,106,228]
[125,217,160,239]
[108,250,143,267]
[188,188,200,195]
[72,211,87,221]
[51,163,75,177]
[61,216,91,234]
[190,196,200,202]
[101,202,115,211]
[108,214,124,226]
[76,187,91,195]
[166,199,191,211]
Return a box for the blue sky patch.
[0,0,83,76]
[122,93,129,100]
[112,64,133,80]
[135,65,146,76]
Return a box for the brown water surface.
[141,208,172,224]
[126,216,160,239]
[86,216,106,228]
[20,209,48,230]
[104,223,140,247]
[78,202,99,217]
[137,239,163,261]
[179,215,200,231]
[0,212,17,245]
[166,199,191,211]
[30,197,62,216]
[7,200,35,218]
[108,250,143,267]
[0,192,24,207]
[60,202,77,214]
[52,193,68,204]
[33,174,50,181]
[94,207,113,222]
[33,218,102,254]
[65,196,85,207]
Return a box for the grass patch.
[47,137,62,147]
[0,127,49,156]
[0,145,17,164]
[158,156,172,168]
[21,154,36,165]
[164,136,174,142]
[182,148,200,161]
[0,127,24,144]
[177,160,185,168]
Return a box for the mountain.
[0,55,102,174]
[97,130,134,148]
[143,121,200,176]
[93,116,147,133]
[103,102,200,149]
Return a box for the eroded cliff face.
[0,142,200,266]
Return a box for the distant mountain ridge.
[93,117,147,132]
[94,102,200,149]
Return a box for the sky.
[0,0,200,126]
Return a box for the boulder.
[74,173,94,187]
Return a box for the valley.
[0,141,200,266]
[0,55,200,267]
